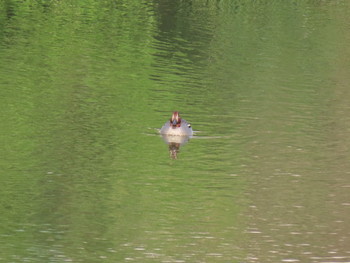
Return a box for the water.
[1,1,349,262]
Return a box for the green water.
[1,1,350,262]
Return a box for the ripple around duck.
[145,128,234,140]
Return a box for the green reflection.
[1,0,350,262]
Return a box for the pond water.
[1,1,350,262]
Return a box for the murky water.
[1,1,349,262]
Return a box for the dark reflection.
[150,0,216,84]
[161,134,190,159]
[3,0,16,19]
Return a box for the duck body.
[160,112,193,136]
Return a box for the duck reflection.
[161,134,190,159]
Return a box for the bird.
[159,111,193,136]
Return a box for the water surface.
[1,1,349,262]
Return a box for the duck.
[160,111,193,136]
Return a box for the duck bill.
[172,119,178,128]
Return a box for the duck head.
[170,111,182,128]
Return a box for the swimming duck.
[160,111,193,136]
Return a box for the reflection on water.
[161,134,191,159]
[1,1,350,262]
